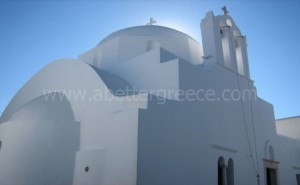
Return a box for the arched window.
[235,42,245,75]
[218,157,234,185]
[221,26,233,68]
[218,157,225,185]
[269,145,274,161]
[265,141,275,161]
[227,158,234,185]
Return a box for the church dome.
[92,25,203,67]
[98,25,197,45]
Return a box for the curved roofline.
[98,25,198,45]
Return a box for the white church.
[0,8,300,185]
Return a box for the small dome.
[92,24,203,68]
[98,25,197,45]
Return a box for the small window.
[85,166,89,172]
[296,174,300,185]
[227,159,234,185]
[0,141,2,150]
[218,157,225,185]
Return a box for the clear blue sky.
[0,0,299,119]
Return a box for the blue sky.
[0,0,299,119]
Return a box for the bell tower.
[200,7,250,78]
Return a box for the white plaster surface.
[0,11,299,185]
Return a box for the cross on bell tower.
[222,6,229,15]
